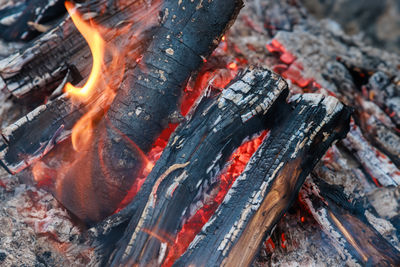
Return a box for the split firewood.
[175,94,351,267]
[104,67,288,266]
[4,0,244,224]
[300,177,400,266]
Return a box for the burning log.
[1,0,244,224]
[105,67,288,266]
[175,94,351,267]
[300,177,400,266]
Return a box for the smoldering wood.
[175,94,351,267]
[5,0,244,224]
[104,68,289,266]
[300,177,400,266]
[311,145,400,252]
[0,0,391,262]
[273,23,400,130]
[259,4,400,263]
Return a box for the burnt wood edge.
[175,94,351,267]
[300,176,400,266]
[100,67,288,266]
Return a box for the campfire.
[0,0,399,266]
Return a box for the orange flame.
[64,1,105,99]
[63,1,124,151]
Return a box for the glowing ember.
[163,131,268,266]
[281,233,287,249]
[115,66,240,213]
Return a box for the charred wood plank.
[105,68,288,266]
[5,0,244,224]
[300,177,400,266]
[176,94,351,267]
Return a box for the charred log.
[3,0,244,224]
[175,94,351,267]
[105,67,288,266]
[300,177,400,266]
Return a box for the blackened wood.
[176,94,351,267]
[106,0,244,153]
[106,68,288,266]
[300,177,400,266]
[4,0,244,224]
[363,71,400,129]
[0,0,161,174]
